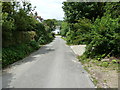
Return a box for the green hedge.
[2,41,40,68]
[84,15,120,59]
[3,31,37,47]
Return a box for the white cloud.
[29,0,66,20]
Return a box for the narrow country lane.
[2,36,95,88]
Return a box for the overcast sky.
[29,0,66,20]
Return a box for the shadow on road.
[2,45,55,88]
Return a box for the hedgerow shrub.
[62,2,120,60]
[2,2,55,68]
[66,30,75,44]
[35,23,54,45]
[2,41,40,68]
[84,15,120,59]
[65,18,92,45]
[29,40,40,50]
[60,22,69,36]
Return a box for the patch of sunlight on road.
[72,59,80,64]
[32,55,42,58]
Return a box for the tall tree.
[43,19,57,32]
[62,2,105,23]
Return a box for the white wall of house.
[53,29,60,34]
[52,26,60,34]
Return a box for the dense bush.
[35,23,54,45]
[38,34,53,45]
[84,15,120,59]
[2,12,15,45]
[2,2,38,47]
[62,2,105,23]
[43,19,57,33]
[2,41,40,68]
[62,2,120,59]
[13,10,36,31]
[64,18,92,45]
[2,1,55,68]
[29,40,40,50]
[60,22,69,36]
[66,30,75,44]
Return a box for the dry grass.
[82,61,119,88]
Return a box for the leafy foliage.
[62,2,120,59]
[62,2,105,23]
[35,21,54,44]
[84,14,120,58]
[60,22,69,36]
[2,1,55,68]
[2,42,40,68]
[29,40,40,50]
[43,19,57,32]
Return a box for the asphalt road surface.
[2,36,95,88]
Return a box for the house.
[52,26,60,34]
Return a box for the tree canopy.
[61,2,120,59]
